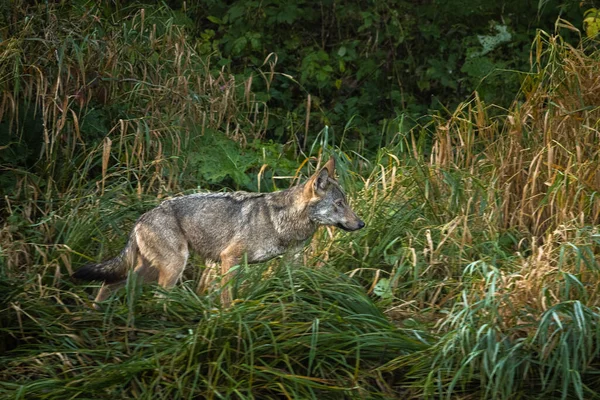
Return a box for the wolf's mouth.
[336,222,365,231]
[336,223,352,231]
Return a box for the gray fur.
[73,157,365,307]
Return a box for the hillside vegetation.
[2,2,600,399]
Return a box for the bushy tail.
[73,235,138,284]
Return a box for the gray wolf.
[73,157,365,308]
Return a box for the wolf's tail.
[73,234,138,283]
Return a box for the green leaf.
[373,278,393,300]
[207,16,223,25]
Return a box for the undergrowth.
[0,265,425,399]
[2,3,600,400]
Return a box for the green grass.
[2,3,600,399]
[0,264,425,399]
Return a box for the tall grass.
[3,3,600,399]
[0,2,273,274]
[0,4,425,399]
[0,263,425,399]
[355,32,600,399]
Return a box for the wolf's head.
[303,157,365,231]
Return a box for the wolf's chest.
[246,241,290,263]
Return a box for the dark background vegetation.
[183,0,581,144]
[0,0,586,168]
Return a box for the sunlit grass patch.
[381,227,600,399]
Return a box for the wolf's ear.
[315,156,335,194]
[303,169,330,200]
[313,168,330,194]
[303,158,334,199]
[323,156,335,178]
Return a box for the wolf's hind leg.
[133,256,160,283]
[93,256,157,309]
[152,245,189,290]
[135,221,189,291]
[93,281,126,309]
[150,252,188,303]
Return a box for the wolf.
[73,156,365,308]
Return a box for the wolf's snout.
[338,219,365,231]
[351,219,365,230]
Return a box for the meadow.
[1,4,600,399]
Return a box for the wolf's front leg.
[197,260,218,295]
[219,244,243,307]
[283,243,306,266]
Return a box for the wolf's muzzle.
[337,219,365,231]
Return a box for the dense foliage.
[0,0,586,159]
[2,1,600,399]
[185,0,583,149]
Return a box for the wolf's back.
[73,235,138,283]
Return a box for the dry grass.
[359,32,600,399]
[3,3,600,399]
[429,32,600,237]
[0,3,274,274]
